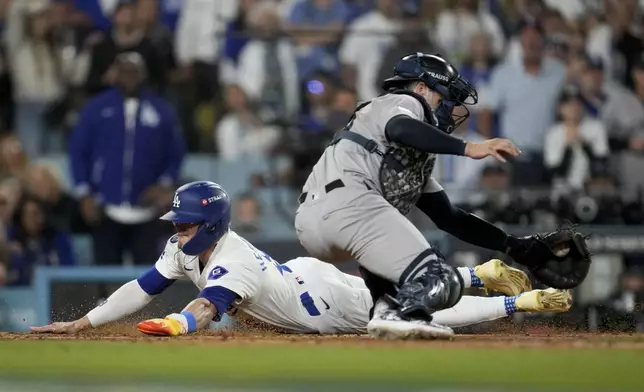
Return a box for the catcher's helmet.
[160,181,231,256]
[382,52,478,133]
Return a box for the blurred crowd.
[0,0,643,288]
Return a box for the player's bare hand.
[30,317,90,334]
[464,138,521,163]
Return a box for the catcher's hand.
[137,317,184,336]
[506,226,592,289]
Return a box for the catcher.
[294,52,592,339]
[30,181,574,337]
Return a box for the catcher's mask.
[382,53,478,133]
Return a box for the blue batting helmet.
[160,181,231,256]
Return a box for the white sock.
[431,296,516,328]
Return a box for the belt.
[298,179,345,204]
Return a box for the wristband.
[181,311,197,333]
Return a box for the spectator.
[5,0,66,158]
[434,105,492,205]
[375,23,435,97]
[6,196,76,286]
[136,0,175,71]
[41,0,100,134]
[215,84,281,162]
[339,0,401,101]
[543,0,587,22]
[634,53,644,103]
[71,0,118,31]
[23,163,86,234]
[173,0,238,150]
[505,0,547,64]
[286,0,349,79]
[157,0,183,32]
[0,184,16,229]
[237,1,300,123]
[579,55,644,197]
[0,135,28,182]
[566,50,590,85]
[586,0,643,89]
[478,19,566,186]
[544,86,609,190]
[326,86,357,131]
[459,33,499,136]
[434,0,505,62]
[231,192,261,234]
[541,9,573,63]
[578,56,644,153]
[84,0,169,96]
[220,0,254,85]
[300,72,337,138]
[69,52,185,266]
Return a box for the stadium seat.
[71,234,94,266]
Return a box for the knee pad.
[395,258,464,321]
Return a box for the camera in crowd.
[459,167,644,226]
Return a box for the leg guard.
[395,249,464,321]
[359,266,398,318]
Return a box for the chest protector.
[328,90,437,215]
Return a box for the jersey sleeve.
[423,177,444,194]
[153,236,185,280]
[136,237,184,295]
[388,95,425,121]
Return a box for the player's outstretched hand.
[30,317,89,334]
[464,138,521,163]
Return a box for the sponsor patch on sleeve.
[208,266,229,280]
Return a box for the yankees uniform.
[154,231,371,334]
[294,53,501,338]
[295,93,442,282]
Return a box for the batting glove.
[137,317,185,336]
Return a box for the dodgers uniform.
[154,230,371,334]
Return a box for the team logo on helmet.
[201,199,208,206]
[172,193,180,208]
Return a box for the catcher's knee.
[395,249,464,321]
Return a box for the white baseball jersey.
[154,230,371,334]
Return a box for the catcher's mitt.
[506,226,592,289]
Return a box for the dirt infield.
[2,326,644,349]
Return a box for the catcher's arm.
[137,286,240,336]
[416,190,510,252]
[30,267,176,334]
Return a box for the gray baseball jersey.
[303,93,443,203]
[296,93,444,283]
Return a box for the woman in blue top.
[6,196,76,286]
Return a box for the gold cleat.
[473,259,532,296]
[515,288,573,313]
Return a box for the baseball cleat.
[515,288,573,313]
[474,259,532,296]
[137,317,184,336]
[366,299,454,340]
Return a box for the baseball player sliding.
[295,53,591,340]
[30,181,571,337]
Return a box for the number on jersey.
[239,237,291,275]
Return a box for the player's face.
[414,83,441,110]
[174,223,199,249]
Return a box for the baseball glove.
[506,226,592,289]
